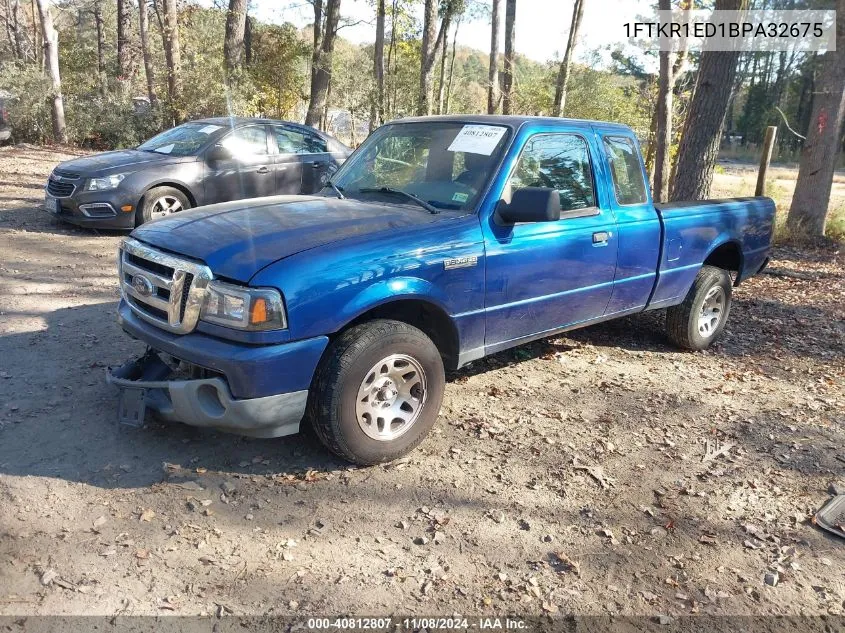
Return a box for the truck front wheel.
[666,265,732,351]
[307,319,445,465]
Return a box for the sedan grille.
[119,238,212,334]
[46,179,74,197]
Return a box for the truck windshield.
[137,122,224,156]
[329,122,510,211]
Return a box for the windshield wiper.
[358,187,439,214]
[325,179,345,199]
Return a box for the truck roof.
[388,114,633,133]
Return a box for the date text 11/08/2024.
[306,617,528,629]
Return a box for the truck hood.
[55,149,195,177]
[131,195,452,282]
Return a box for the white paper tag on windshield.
[447,125,507,155]
[154,143,174,154]
[199,124,222,134]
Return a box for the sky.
[246,0,652,66]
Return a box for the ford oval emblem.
[132,274,154,297]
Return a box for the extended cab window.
[509,134,596,211]
[274,126,328,154]
[221,126,269,156]
[603,136,647,205]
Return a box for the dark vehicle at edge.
[44,117,351,229]
[0,96,10,143]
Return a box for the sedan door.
[270,125,305,194]
[482,131,619,351]
[273,126,339,194]
[204,124,276,203]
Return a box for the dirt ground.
[0,145,843,620]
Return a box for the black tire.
[307,319,445,465]
[136,186,190,226]
[666,265,732,351]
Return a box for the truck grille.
[118,238,213,334]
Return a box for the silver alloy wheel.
[355,354,427,441]
[149,194,184,219]
[698,286,725,337]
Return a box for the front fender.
[338,276,452,328]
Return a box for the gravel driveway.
[0,145,843,619]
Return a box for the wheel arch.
[339,297,461,371]
[140,181,198,208]
[703,239,744,286]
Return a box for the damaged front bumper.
[106,351,307,438]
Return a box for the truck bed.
[648,196,775,310]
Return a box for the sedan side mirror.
[207,144,232,162]
[497,187,561,224]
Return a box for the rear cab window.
[602,135,647,206]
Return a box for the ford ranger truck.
[108,115,774,465]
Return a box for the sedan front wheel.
[137,186,191,225]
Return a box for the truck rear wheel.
[666,265,732,351]
[307,319,445,465]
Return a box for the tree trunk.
[34,0,66,143]
[4,0,17,59]
[305,0,340,128]
[653,49,674,203]
[487,0,500,114]
[445,15,460,114]
[31,0,41,69]
[93,3,105,75]
[417,0,447,115]
[436,11,450,115]
[369,0,385,131]
[670,0,741,201]
[386,0,397,118]
[786,0,845,237]
[116,0,132,79]
[652,0,673,203]
[244,13,254,65]
[10,0,25,59]
[501,0,515,115]
[137,0,157,107]
[552,0,584,117]
[160,0,182,124]
[223,0,248,75]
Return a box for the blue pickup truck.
[108,115,774,464]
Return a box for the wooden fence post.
[755,126,777,196]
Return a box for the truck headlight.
[87,173,127,191]
[200,280,287,331]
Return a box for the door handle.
[310,161,321,168]
[256,166,270,174]
[592,231,611,245]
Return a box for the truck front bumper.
[107,352,308,438]
[111,300,330,438]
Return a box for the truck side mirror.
[497,187,561,224]
[207,144,232,162]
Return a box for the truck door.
[482,131,619,351]
[596,133,661,315]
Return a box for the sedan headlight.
[200,280,287,331]
[87,173,127,191]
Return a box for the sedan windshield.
[330,122,510,211]
[137,122,225,156]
